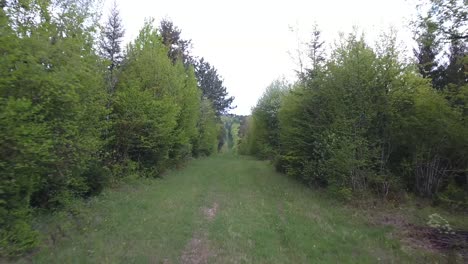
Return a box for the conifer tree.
[99,0,125,96]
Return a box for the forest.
[239,1,467,203]
[0,0,467,260]
[0,0,234,256]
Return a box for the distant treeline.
[0,0,233,256]
[239,1,467,205]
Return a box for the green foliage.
[229,120,240,153]
[193,98,220,156]
[388,75,467,197]
[437,180,468,208]
[0,213,38,257]
[241,30,467,202]
[0,4,220,256]
[1,0,109,254]
[169,63,201,162]
[239,79,288,159]
[0,98,45,256]
[218,114,242,153]
[195,58,234,116]
[112,20,207,173]
[237,116,254,155]
[112,85,178,172]
[158,18,192,66]
[413,1,467,90]
[419,0,468,42]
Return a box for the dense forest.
[0,0,234,256]
[239,0,467,203]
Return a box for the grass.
[12,153,466,263]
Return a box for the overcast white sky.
[104,0,417,115]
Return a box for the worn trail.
[25,154,417,263]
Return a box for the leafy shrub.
[0,4,222,256]
[241,32,467,202]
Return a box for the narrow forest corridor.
[18,154,432,264]
[3,0,467,262]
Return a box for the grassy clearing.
[12,154,466,263]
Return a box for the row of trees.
[0,0,233,256]
[219,114,244,153]
[240,0,467,204]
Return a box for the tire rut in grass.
[180,232,213,264]
[180,202,220,264]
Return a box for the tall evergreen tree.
[157,19,234,117]
[413,0,467,90]
[307,24,326,76]
[444,40,468,117]
[99,0,124,96]
[413,15,446,89]
[446,40,468,87]
[194,58,234,116]
[158,18,192,66]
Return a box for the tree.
[158,18,192,66]
[425,0,468,41]
[413,0,467,90]
[245,79,289,158]
[168,62,201,163]
[388,73,467,197]
[192,98,220,156]
[445,41,467,87]
[157,19,234,117]
[1,0,108,255]
[113,20,180,172]
[0,3,222,256]
[194,58,234,116]
[99,0,124,96]
[306,24,326,76]
[112,20,207,172]
[239,28,467,202]
[413,15,446,89]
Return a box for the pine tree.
[194,58,234,116]
[307,24,326,76]
[413,15,445,89]
[159,18,192,66]
[99,0,124,96]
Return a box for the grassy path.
[22,154,425,263]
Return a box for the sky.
[103,0,418,115]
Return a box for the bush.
[0,4,222,256]
[0,215,38,257]
[241,32,467,202]
[241,79,288,158]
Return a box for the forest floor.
[14,154,467,263]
